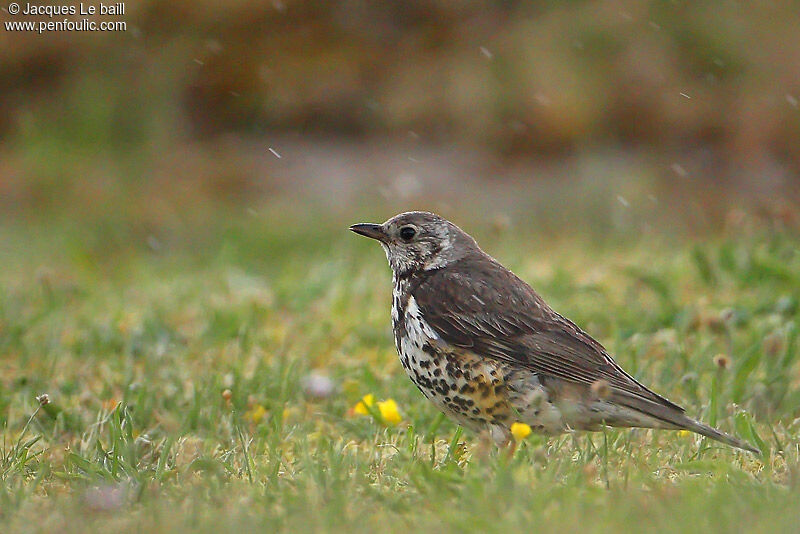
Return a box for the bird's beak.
[349,223,387,242]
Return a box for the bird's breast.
[392,282,440,373]
[390,280,566,435]
[391,284,511,426]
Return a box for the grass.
[0,208,799,532]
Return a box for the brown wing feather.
[412,255,684,413]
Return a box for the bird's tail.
[613,392,761,454]
[678,416,761,454]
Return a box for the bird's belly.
[399,341,501,424]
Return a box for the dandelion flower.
[377,399,402,426]
[510,422,532,441]
[352,395,402,426]
[248,404,267,424]
[353,394,375,416]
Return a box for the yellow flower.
[511,422,532,441]
[678,430,691,437]
[248,404,267,424]
[353,394,375,416]
[377,399,402,426]
[352,394,402,426]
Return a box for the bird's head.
[350,211,478,275]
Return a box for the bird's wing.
[412,259,683,412]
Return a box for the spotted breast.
[391,274,565,443]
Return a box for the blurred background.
[1,0,799,243]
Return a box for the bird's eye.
[399,226,416,241]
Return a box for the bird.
[350,211,759,454]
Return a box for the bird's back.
[409,253,691,424]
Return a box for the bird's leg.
[489,425,517,457]
[505,438,518,458]
[474,429,494,459]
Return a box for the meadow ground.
[1,206,799,532]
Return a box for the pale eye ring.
[399,226,416,241]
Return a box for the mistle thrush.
[350,211,759,453]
